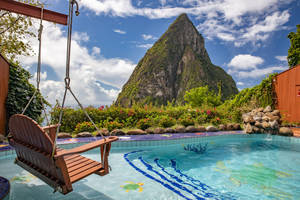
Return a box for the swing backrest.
[9,114,69,185]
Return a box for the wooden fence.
[0,55,9,135]
[273,64,300,123]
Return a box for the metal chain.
[52,0,105,157]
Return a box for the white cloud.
[137,43,153,48]
[79,0,291,47]
[113,29,126,34]
[275,55,287,62]
[228,54,264,69]
[142,34,157,40]
[236,66,288,78]
[20,22,135,106]
[237,82,244,86]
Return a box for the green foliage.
[184,86,222,107]
[287,25,300,68]
[136,118,152,130]
[6,64,47,125]
[74,122,95,133]
[178,114,194,127]
[100,120,123,132]
[158,115,176,128]
[0,0,40,62]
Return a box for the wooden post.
[0,55,9,136]
[0,0,68,25]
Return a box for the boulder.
[271,110,280,116]
[110,129,125,136]
[0,134,6,143]
[257,112,264,117]
[262,122,270,129]
[233,124,241,130]
[258,107,264,112]
[279,127,293,136]
[97,128,109,136]
[253,116,262,122]
[185,126,198,133]
[245,123,253,134]
[269,115,280,122]
[58,132,72,139]
[263,105,272,113]
[226,123,235,130]
[196,126,206,132]
[262,116,270,122]
[76,132,93,138]
[127,129,147,135]
[206,126,218,132]
[164,128,176,133]
[255,121,262,128]
[244,116,254,124]
[154,128,165,134]
[253,126,260,133]
[175,126,186,133]
[218,124,226,131]
[145,128,154,134]
[269,120,279,129]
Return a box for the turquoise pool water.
[1,134,300,200]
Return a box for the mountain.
[115,13,238,106]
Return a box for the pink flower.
[206,110,211,115]
[98,105,104,111]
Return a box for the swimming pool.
[1,134,300,200]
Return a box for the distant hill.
[115,13,238,106]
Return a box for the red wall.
[274,65,300,123]
[0,55,9,135]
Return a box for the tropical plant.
[184,86,222,107]
[287,25,300,68]
[74,122,95,133]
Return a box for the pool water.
[1,134,300,200]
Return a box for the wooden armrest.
[42,124,60,131]
[55,136,118,158]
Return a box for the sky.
[19,0,300,107]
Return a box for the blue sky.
[20,0,300,106]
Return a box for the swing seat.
[8,114,118,194]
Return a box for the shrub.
[136,118,152,130]
[158,115,176,128]
[184,86,222,107]
[74,122,95,133]
[102,120,123,132]
[178,115,194,127]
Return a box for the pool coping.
[0,131,244,153]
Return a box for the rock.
[262,122,270,129]
[218,124,226,131]
[110,129,125,136]
[226,123,235,130]
[269,120,279,129]
[253,126,260,133]
[244,116,255,124]
[96,128,109,137]
[245,123,253,134]
[175,126,186,133]
[253,116,262,122]
[164,128,176,133]
[271,110,280,116]
[58,132,72,139]
[255,121,262,128]
[269,115,280,122]
[233,124,241,130]
[0,134,6,143]
[262,116,270,122]
[145,128,154,134]
[127,129,147,135]
[206,126,218,132]
[196,126,206,132]
[258,107,264,112]
[154,128,165,134]
[279,127,293,136]
[185,126,198,132]
[76,132,93,138]
[263,105,272,113]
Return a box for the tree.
[0,1,38,62]
[287,25,300,68]
[184,86,222,107]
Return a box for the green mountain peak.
[115,14,238,106]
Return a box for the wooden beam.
[0,0,68,25]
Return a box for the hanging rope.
[21,4,50,126]
[52,0,105,157]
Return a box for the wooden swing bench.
[8,114,118,194]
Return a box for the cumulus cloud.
[20,22,135,106]
[275,55,287,62]
[80,0,291,46]
[142,34,157,40]
[228,54,264,69]
[113,29,126,34]
[136,43,153,48]
[236,66,287,78]
[237,82,244,86]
